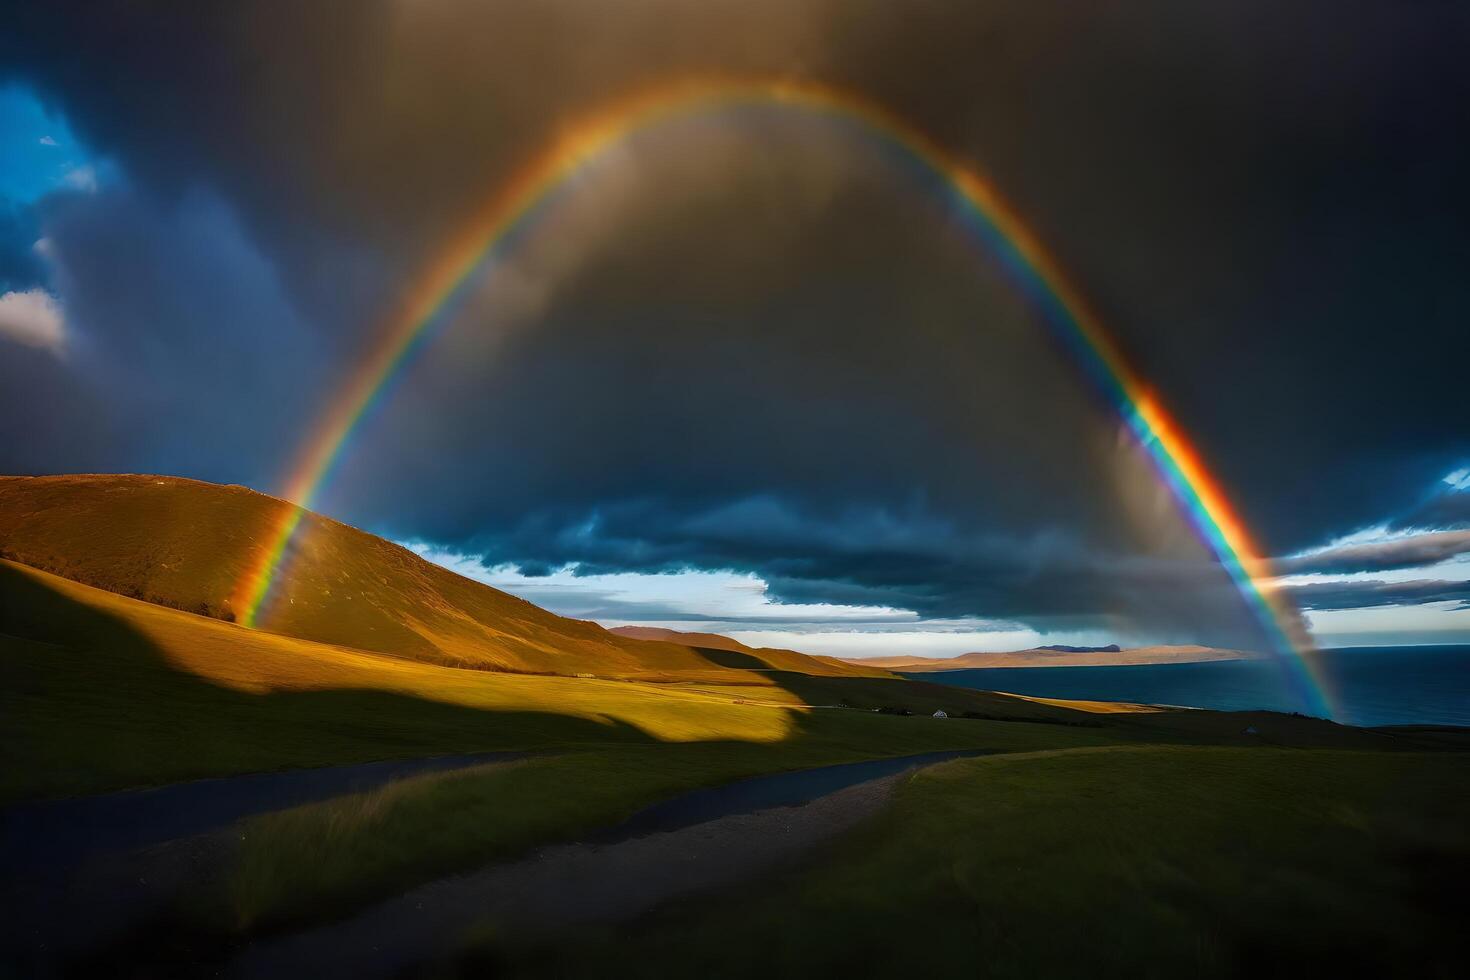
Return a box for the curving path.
[227,750,986,980]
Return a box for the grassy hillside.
[0,474,887,682]
[0,559,1118,802]
[1,553,1150,943]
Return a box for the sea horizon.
[910,644,1470,729]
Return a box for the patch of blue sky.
[0,84,93,203]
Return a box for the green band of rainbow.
[233,79,1336,719]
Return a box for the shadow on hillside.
[8,558,1067,811]
[684,643,1093,724]
[681,640,1442,752]
[0,561,659,806]
[689,646,772,671]
[3,561,1060,976]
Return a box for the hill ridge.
[0,474,890,682]
[847,644,1262,671]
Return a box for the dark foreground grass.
[475,746,1470,979]
[217,718,1130,932]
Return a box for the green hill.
[0,474,889,682]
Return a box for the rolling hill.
[0,474,892,682]
[0,554,1122,801]
[610,626,760,653]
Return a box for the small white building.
[933,710,948,719]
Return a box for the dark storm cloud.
[429,493,1270,647]
[1276,530,1470,576]
[1,183,323,484]
[1288,579,1470,612]
[3,1,1468,641]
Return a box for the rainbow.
[232,78,1336,719]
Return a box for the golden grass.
[0,474,892,682]
[4,560,800,746]
[1010,693,1167,714]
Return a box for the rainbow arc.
[231,79,1335,719]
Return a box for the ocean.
[907,645,1470,728]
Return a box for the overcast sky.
[2,1,1467,656]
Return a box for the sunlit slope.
[0,559,1104,800]
[0,474,888,681]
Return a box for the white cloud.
[38,135,58,146]
[403,541,1120,658]
[0,288,68,356]
[404,542,912,624]
[1272,529,1470,579]
[63,164,98,193]
[722,628,1051,658]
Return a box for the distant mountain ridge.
[848,645,1262,671]
[608,626,869,673]
[607,628,1257,672]
[609,626,752,653]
